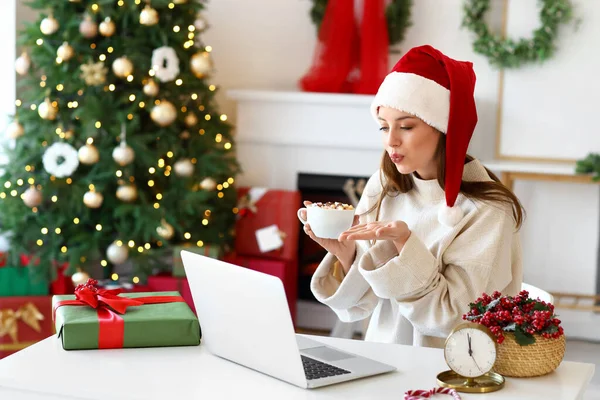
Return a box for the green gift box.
[173,244,223,277]
[52,291,201,350]
[0,267,49,296]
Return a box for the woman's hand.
[339,220,411,253]
[299,201,358,273]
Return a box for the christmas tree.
[1,0,239,286]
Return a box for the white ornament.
[71,270,90,286]
[200,177,217,191]
[190,51,212,78]
[83,190,103,208]
[6,121,24,139]
[143,80,159,97]
[174,159,194,177]
[42,142,79,178]
[23,186,42,208]
[116,185,138,202]
[40,15,60,35]
[194,15,208,31]
[112,144,135,166]
[107,241,129,264]
[78,144,100,165]
[112,56,134,78]
[57,42,74,61]
[139,5,159,26]
[99,17,116,37]
[151,47,180,82]
[150,101,177,127]
[79,15,98,39]
[38,99,58,120]
[15,53,31,75]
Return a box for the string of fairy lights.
[3,0,238,282]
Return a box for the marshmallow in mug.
[309,202,355,211]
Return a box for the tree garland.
[462,0,573,69]
[309,0,413,46]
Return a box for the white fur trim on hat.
[371,72,450,133]
[438,204,464,227]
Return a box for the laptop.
[181,250,396,389]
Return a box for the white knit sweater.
[310,159,523,348]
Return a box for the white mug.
[297,206,355,239]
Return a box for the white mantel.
[227,89,382,189]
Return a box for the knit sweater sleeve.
[309,172,383,323]
[357,204,519,338]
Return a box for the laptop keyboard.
[301,355,351,380]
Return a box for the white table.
[0,335,594,400]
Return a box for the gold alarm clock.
[437,322,505,393]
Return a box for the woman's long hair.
[370,134,525,229]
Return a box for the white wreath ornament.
[43,142,79,178]
[151,46,180,82]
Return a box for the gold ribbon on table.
[0,302,44,343]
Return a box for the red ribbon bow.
[53,278,185,349]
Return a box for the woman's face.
[377,106,441,180]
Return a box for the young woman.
[299,45,524,348]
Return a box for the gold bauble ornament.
[200,177,217,191]
[57,42,74,62]
[79,15,98,39]
[83,190,103,208]
[190,52,212,78]
[6,120,24,139]
[156,219,175,240]
[15,52,31,75]
[180,130,190,140]
[116,184,138,202]
[112,144,135,166]
[40,15,60,35]
[23,186,42,208]
[112,56,134,79]
[143,80,159,97]
[184,113,198,127]
[174,159,194,177]
[71,270,90,286]
[99,17,116,37]
[139,5,159,26]
[38,99,58,120]
[173,0,187,3]
[150,101,177,127]
[107,241,129,264]
[78,144,100,165]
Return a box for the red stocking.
[354,0,389,94]
[299,0,357,93]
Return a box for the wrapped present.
[234,188,301,261]
[52,279,200,350]
[172,243,223,277]
[0,267,49,296]
[50,262,74,295]
[0,296,54,359]
[223,254,297,324]
[147,274,195,313]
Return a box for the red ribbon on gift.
[53,279,184,349]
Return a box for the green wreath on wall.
[309,0,413,46]
[462,0,574,69]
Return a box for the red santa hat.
[370,45,478,227]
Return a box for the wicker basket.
[493,333,566,377]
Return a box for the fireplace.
[296,172,369,302]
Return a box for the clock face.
[444,327,496,378]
